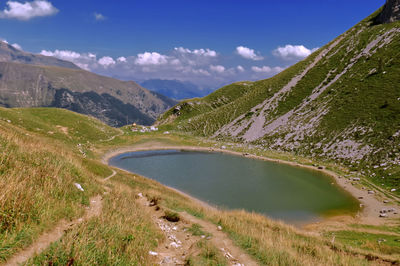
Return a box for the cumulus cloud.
[0,0,58,21]
[174,47,217,57]
[41,49,81,60]
[98,56,115,67]
[273,45,318,60]
[135,52,168,65]
[252,66,285,74]
[236,46,263,60]
[237,65,245,72]
[11,43,22,50]
[40,49,96,70]
[38,46,289,88]
[94,12,106,21]
[117,56,127,62]
[210,65,225,73]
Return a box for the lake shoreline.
[102,143,398,227]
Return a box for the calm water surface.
[109,150,359,225]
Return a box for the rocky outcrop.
[0,61,176,126]
[376,0,400,24]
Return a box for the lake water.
[109,149,359,225]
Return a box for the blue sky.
[0,0,386,88]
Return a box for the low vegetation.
[0,106,399,265]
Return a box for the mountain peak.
[377,0,400,24]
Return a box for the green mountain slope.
[159,9,400,190]
[1,107,398,265]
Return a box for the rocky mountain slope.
[0,43,176,126]
[377,0,400,23]
[0,41,80,69]
[159,5,400,189]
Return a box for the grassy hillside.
[159,10,400,197]
[0,107,399,265]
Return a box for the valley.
[0,0,400,265]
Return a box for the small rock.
[217,225,222,231]
[161,256,171,263]
[6,120,11,123]
[391,188,397,192]
[74,183,84,192]
[379,213,388,218]
[368,190,375,194]
[201,235,206,239]
[137,193,143,198]
[170,242,180,248]
[149,251,158,256]
[383,200,389,203]
[353,178,360,181]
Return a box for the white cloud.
[38,46,288,88]
[41,49,81,60]
[94,12,106,21]
[41,50,76,59]
[0,0,58,21]
[11,43,22,50]
[210,65,225,73]
[251,66,271,73]
[174,47,217,57]
[236,46,263,60]
[98,56,115,67]
[117,56,127,62]
[252,66,285,74]
[135,52,168,65]
[273,45,318,60]
[40,49,96,70]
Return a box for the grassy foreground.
[0,107,399,265]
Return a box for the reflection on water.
[109,149,359,225]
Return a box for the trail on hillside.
[3,196,102,266]
[138,195,258,266]
[2,169,119,266]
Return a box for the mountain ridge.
[0,41,80,69]
[159,7,400,190]
[0,46,177,126]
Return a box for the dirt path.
[3,169,117,266]
[104,169,117,181]
[100,129,124,142]
[138,195,258,266]
[3,196,102,266]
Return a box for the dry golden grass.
[27,183,163,265]
[0,123,102,261]
[0,108,399,265]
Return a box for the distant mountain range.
[0,41,176,126]
[140,79,213,100]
